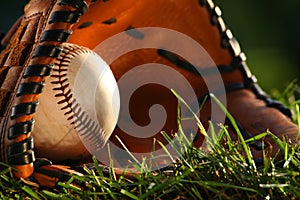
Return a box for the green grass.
[1,83,300,199]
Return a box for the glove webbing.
[202,0,291,118]
[6,0,90,179]
[157,0,291,118]
[157,0,292,154]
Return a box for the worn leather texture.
[0,0,93,179]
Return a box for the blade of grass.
[22,185,40,200]
[244,132,268,143]
[295,104,300,137]
[140,179,176,199]
[172,89,217,153]
[115,135,142,168]
[160,131,194,169]
[120,189,139,200]
[210,93,256,169]
[171,89,207,137]
[42,190,68,199]
[157,140,176,164]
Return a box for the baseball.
[32,43,120,163]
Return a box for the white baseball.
[32,43,120,163]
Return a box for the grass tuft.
[1,84,300,199]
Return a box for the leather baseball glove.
[0,0,299,187]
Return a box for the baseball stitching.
[51,44,107,150]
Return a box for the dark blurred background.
[0,1,299,92]
[216,1,300,92]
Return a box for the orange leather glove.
[0,0,298,187]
